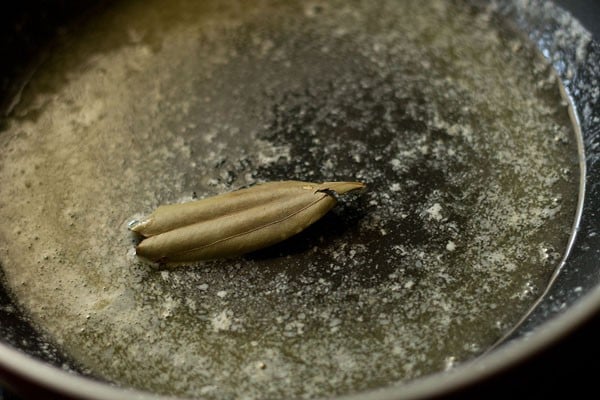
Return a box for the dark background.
[556,0,600,38]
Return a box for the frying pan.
[0,0,599,399]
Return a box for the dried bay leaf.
[130,181,365,263]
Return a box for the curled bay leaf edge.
[129,180,366,266]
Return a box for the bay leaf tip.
[318,181,366,195]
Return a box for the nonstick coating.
[0,0,599,399]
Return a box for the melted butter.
[0,0,579,398]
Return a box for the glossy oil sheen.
[0,0,580,398]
